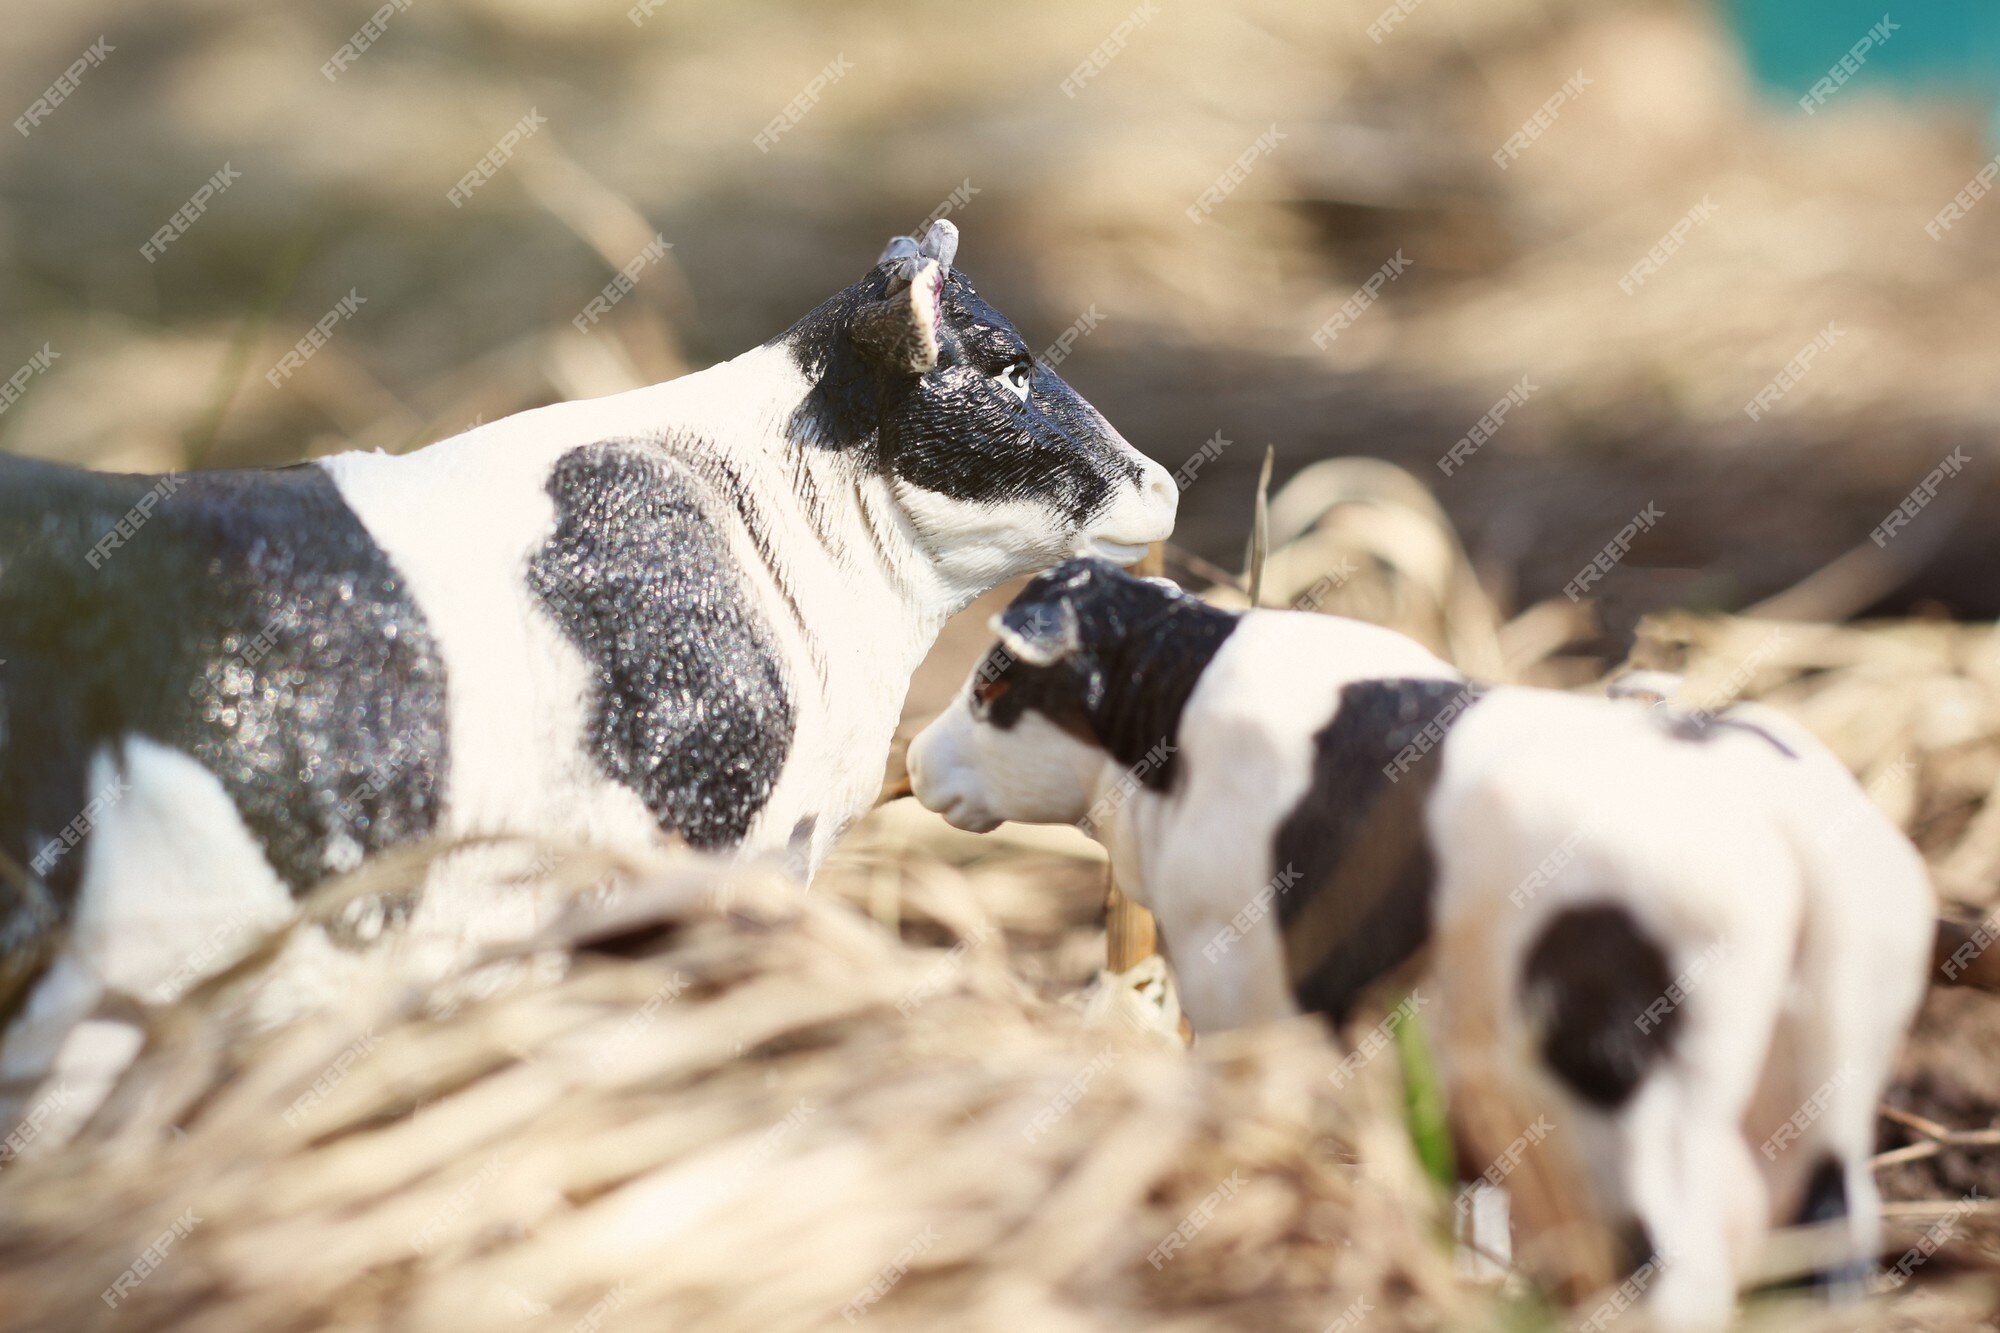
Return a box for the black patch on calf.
[1276,678,1481,1026]
[781,267,1140,524]
[1520,904,1679,1110]
[1616,1217,1660,1281]
[528,442,794,851]
[0,454,448,915]
[975,559,1238,789]
[1789,1153,1872,1296]
[1795,1154,1849,1227]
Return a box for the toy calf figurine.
[908,558,1933,1329]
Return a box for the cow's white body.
[0,354,928,1115]
[319,342,953,872]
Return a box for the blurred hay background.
[7,0,2000,1326]
[8,0,2000,632]
[0,833,1479,1333]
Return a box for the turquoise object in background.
[1722,0,2000,139]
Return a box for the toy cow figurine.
[0,223,1177,1101]
[908,558,1932,1329]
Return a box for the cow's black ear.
[852,257,942,376]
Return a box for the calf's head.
[778,222,1176,593]
[909,558,1236,832]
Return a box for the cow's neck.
[631,349,982,851]
[651,347,961,656]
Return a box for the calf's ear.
[853,255,943,376]
[990,599,1080,668]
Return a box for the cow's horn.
[917,219,958,274]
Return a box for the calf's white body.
[909,561,1933,1327]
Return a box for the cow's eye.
[996,362,1031,402]
[970,676,1009,715]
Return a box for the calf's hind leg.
[1516,897,1792,1329]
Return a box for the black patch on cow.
[971,558,1238,790]
[1651,706,1797,758]
[528,442,794,851]
[1276,677,1482,1026]
[786,815,817,876]
[0,454,448,933]
[1520,904,1679,1111]
[779,264,1141,524]
[787,815,816,848]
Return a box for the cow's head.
[908,558,1236,832]
[779,222,1176,595]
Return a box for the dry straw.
[0,846,1473,1332]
